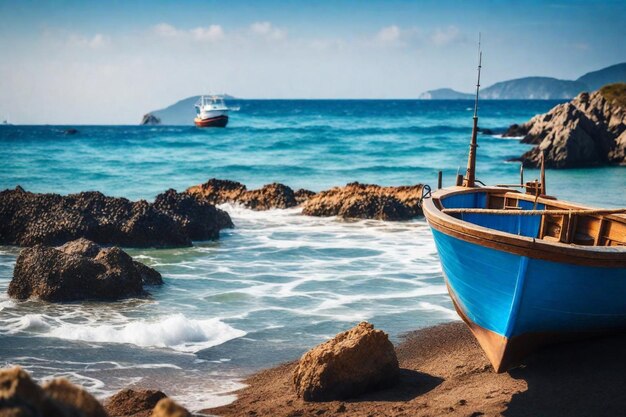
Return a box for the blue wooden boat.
[422,48,626,372]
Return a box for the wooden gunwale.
[423,187,626,268]
[441,208,626,216]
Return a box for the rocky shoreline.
[505,83,626,168]
[1,180,427,304]
[8,320,622,416]
[0,187,233,248]
[206,322,626,417]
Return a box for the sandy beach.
[206,322,626,417]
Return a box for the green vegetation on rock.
[600,83,626,109]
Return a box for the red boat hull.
[194,115,229,128]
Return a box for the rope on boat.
[441,208,626,216]
[418,184,432,208]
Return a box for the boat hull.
[431,224,626,372]
[194,115,229,128]
[423,187,626,372]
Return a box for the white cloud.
[430,26,460,46]
[69,33,110,49]
[153,23,224,42]
[153,23,179,37]
[191,25,224,41]
[375,25,401,43]
[250,21,286,40]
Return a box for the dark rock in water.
[508,86,626,168]
[105,388,167,417]
[0,187,232,247]
[134,261,164,286]
[502,123,530,138]
[186,178,314,210]
[9,238,162,301]
[478,127,495,135]
[301,182,424,220]
[243,183,297,210]
[293,322,399,401]
[294,188,316,205]
[63,128,79,135]
[0,366,107,417]
[187,178,247,205]
[153,188,234,238]
[58,237,101,257]
[140,113,161,125]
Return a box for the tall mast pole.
[464,34,482,188]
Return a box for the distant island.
[420,62,626,100]
[140,63,626,125]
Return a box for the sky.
[0,0,625,124]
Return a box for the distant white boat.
[194,95,233,128]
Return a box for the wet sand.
[205,322,626,417]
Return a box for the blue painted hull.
[433,229,626,339]
[424,188,626,371]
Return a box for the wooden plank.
[442,208,626,216]
[595,218,607,246]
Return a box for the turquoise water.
[0,100,624,410]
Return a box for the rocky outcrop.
[301,182,424,220]
[0,367,190,417]
[141,114,161,125]
[0,366,107,417]
[9,238,163,302]
[105,389,167,417]
[502,123,530,138]
[507,86,626,168]
[0,187,232,248]
[186,178,316,210]
[151,398,191,417]
[293,322,399,401]
[294,188,316,205]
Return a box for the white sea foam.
[0,200,449,411]
[44,314,245,353]
[1,313,52,333]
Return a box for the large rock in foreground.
[0,366,107,417]
[0,367,190,417]
[293,322,399,401]
[301,182,424,220]
[186,178,316,210]
[9,238,163,302]
[506,84,626,168]
[0,187,233,247]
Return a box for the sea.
[0,100,624,411]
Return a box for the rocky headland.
[140,114,161,126]
[186,178,315,210]
[9,238,162,302]
[0,187,232,248]
[505,83,626,168]
[301,182,425,220]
